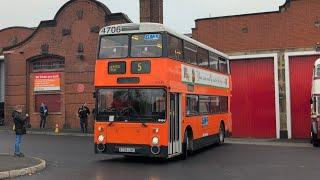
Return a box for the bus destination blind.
[131,61,151,74]
[108,61,126,74]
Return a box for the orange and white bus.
[311,58,320,147]
[94,23,232,159]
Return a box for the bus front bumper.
[94,143,168,158]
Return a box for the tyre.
[312,132,319,147]
[218,123,225,145]
[181,132,189,160]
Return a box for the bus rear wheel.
[218,123,225,145]
[312,132,319,147]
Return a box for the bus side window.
[184,41,197,65]
[219,57,228,74]
[168,34,183,60]
[209,52,219,71]
[197,48,209,69]
[220,96,228,113]
[186,95,199,116]
[210,96,220,114]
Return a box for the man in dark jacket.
[12,107,26,157]
[39,103,48,129]
[78,103,90,133]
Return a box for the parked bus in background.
[311,58,320,147]
[93,23,232,159]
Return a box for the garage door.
[289,55,320,139]
[230,58,276,138]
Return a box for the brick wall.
[192,0,320,53]
[140,0,163,23]
[2,0,131,129]
[0,27,34,54]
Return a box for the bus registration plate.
[118,147,136,153]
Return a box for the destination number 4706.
[101,26,122,34]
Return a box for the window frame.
[183,41,198,65]
[167,33,184,61]
[197,47,209,69]
[98,34,130,59]
[199,95,211,115]
[130,33,164,58]
[186,94,199,117]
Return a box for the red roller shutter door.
[230,58,276,138]
[289,55,320,139]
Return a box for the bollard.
[54,123,59,134]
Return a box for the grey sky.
[0,0,286,34]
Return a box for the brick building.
[2,0,131,129]
[192,0,320,139]
[0,27,35,121]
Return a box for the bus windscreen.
[96,88,166,122]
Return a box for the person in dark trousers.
[12,106,26,157]
[78,103,90,133]
[39,103,48,129]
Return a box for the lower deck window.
[186,95,199,116]
[186,94,229,116]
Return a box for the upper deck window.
[219,58,228,74]
[184,41,197,65]
[198,48,209,68]
[131,34,163,58]
[168,34,183,60]
[99,35,129,59]
[209,52,219,71]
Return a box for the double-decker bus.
[311,58,320,147]
[94,23,232,159]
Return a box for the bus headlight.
[152,137,159,145]
[98,135,105,142]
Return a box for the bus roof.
[99,23,229,59]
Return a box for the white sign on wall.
[181,64,229,88]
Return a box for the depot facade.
[1,0,131,129]
[192,0,320,139]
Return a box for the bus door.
[168,93,182,156]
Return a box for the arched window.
[31,58,65,71]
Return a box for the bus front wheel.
[218,123,225,145]
[182,131,193,160]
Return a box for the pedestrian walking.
[39,103,48,129]
[12,106,26,157]
[78,103,90,133]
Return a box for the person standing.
[39,103,48,129]
[78,103,90,133]
[12,106,26,157]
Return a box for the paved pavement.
[0,131,319,180]
[0,154,46,179]
[0,155,41,172]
